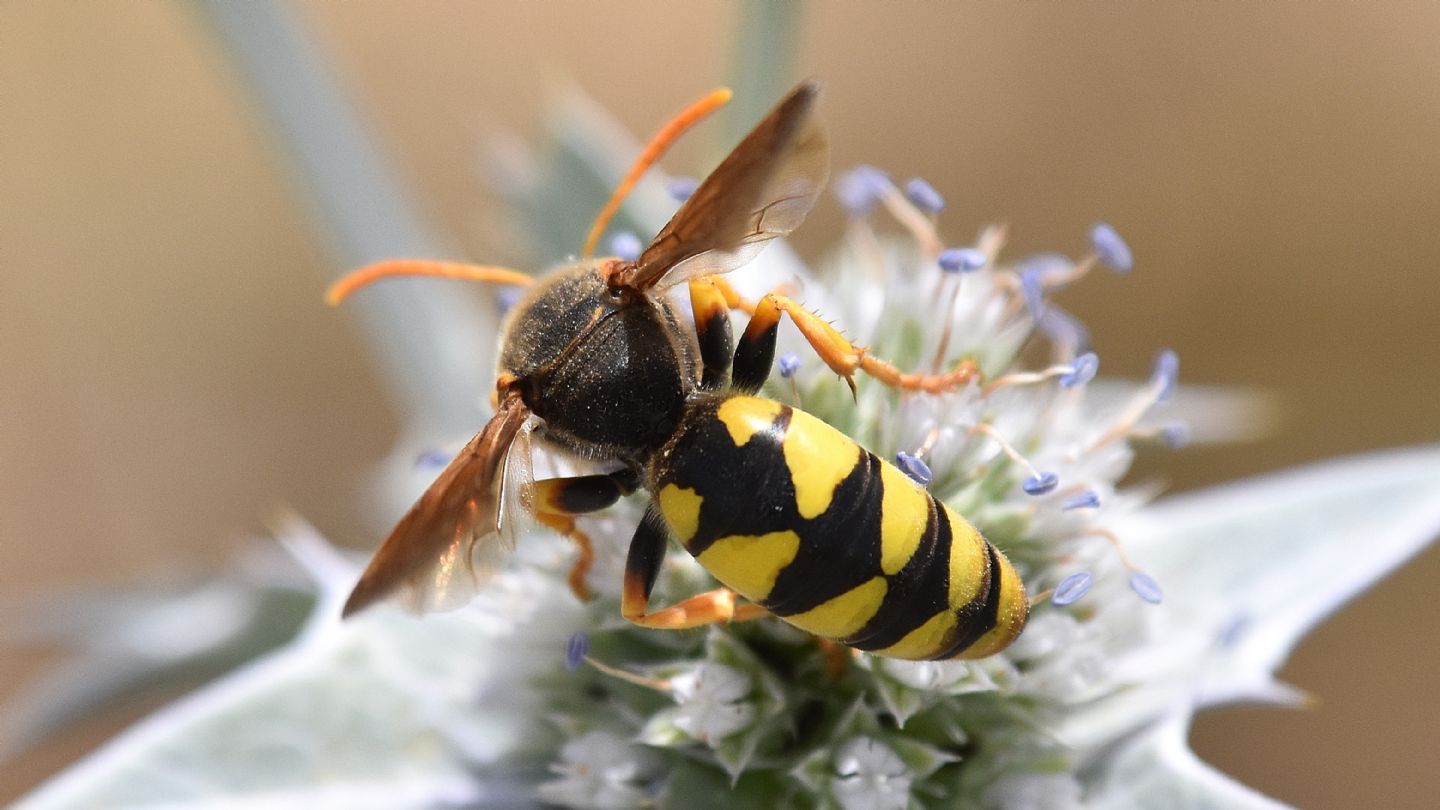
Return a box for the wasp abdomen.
[651,395,1029,660]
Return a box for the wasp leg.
[534,471,638,600]
[621,514,768,629]
[688,277,734,390]
[704,275,757,315]
[734,291,982,396]
[816,638,857,679]
[730,293,780,394]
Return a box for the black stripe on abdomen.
[931,543,1005,659]
[841,490,960,652]
[762,451,885,615]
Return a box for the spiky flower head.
[514,170,1183,808]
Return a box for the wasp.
[329,81,1029,660]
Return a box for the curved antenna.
[326,260,535,306]
[581,87,733,259]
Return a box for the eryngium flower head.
[521,176,1185,808]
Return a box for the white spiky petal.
[831,737,912,810]
[536,730,662,810]
[667,663,756,743]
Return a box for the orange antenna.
[581,87,733,259]
[326,260,534,306]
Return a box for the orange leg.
[622,586,769,630]
[621,515,768,630]
[702,275,757,315]
[535,511,597,601]
[688,276,735,389]
[816,638,856,679]
[741,290,982,396]
[533,473,636,601]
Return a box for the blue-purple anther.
[1151,349,1179,403]
[1160,422,1190,450]
[903,177,946,213]
[1219,613,1252,648]
[1039,309,1091,354]
[666,176,699,202]
[415,449,451,470]
[894,452,933,486]
[1089,222,1133,273]
[1061,490,1101,511]
[1129,572,1164,604]
[1022,472,1060,496]
[496,286,524,315]
[777,351,802,378]
[938,247,986,273]
[1059,352,1099,388]
[1020,267,1047,319]
[1052,571,1093,606]
[1019,253,1073,283]
[610,231,642,262]
[834,165,889,217]
[564,632,589,671]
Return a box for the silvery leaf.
[1061,444,1440,755]
[1086,712,1289,810]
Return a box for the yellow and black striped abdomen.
[650,394,1029,660]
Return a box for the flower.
[537,731,662,810]
[7,91,1440,810]
[827,737,914,810]
[666,663,756,743]
[505,179,1224,804]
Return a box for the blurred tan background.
[3,2,1438,807]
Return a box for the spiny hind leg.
[732,288,981,396]
[621,514,768,629]
[533,470,638,600]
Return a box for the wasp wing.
[496,411,537,553]
[624,80,829,291]
[342,393,533,617]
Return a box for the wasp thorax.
[499,261,699,463]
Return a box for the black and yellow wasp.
[330,81,1029,660]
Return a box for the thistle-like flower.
[512,171,1191,808]
[7,99,1440,810]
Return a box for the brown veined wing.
[341,392,535,617]
[620,80,829,292]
